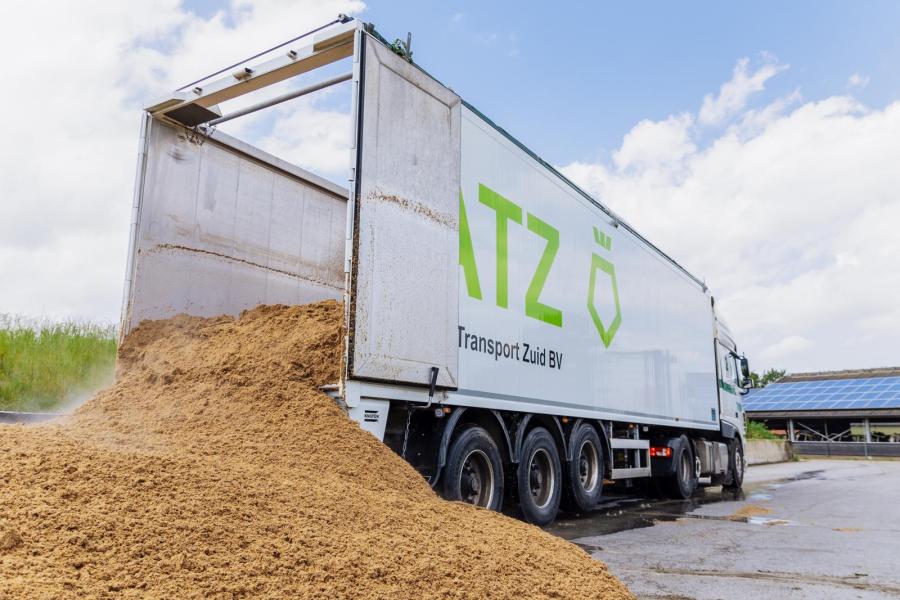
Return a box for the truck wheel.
[664,437,697,499]
[723,439,745,490]
[442,426,504,511]
[517,427,562,525]
[562,423,604,513]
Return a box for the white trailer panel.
[449,107,718,429]
[443,108,718,429]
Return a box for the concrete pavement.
[548,459,900,599]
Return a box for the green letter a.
[459,190,482,299]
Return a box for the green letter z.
[525,213,563,327]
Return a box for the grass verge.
[0,316,117,412]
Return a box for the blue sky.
[187,0,900,165]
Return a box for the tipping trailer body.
[124,19,750,521]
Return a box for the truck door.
[716,342,744,430]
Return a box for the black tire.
[517,427,562,525]
[442,426,504,511]
[562,423,604,513]
[723,438,745,490]
[664,436,697,499]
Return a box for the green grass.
[746,420,780,440]
[0,316,117,412]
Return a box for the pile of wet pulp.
[0,301,633,599]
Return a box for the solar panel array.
[743,376,900,412]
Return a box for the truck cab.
[715,317,751,441]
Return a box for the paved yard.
[548,459,900,599]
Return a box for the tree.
[750,368,786,388]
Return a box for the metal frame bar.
[206,71,352,127]
[340,24,365,401]
[175,16,350,92]
[795,421,830,441]
[146,20,359,125]
[610,438,650,449]
[118,113,152,343]
[794,421,852,442]
[611,466,652,479]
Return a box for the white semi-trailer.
[123,17,753,525]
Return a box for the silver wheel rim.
[578,439,600,494]
[735,448,743,479]
[529,448,556,509]
[459,449,494,508]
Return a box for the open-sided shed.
[744,368,900,457]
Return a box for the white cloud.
[613,113,695,172]
[0,0,363,323]
[848,73,870,88]
[735,88,802,137]
[254,91,352,178]
[699,56,788,125]
[563,60,900,374]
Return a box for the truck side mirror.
[739,356,752,390]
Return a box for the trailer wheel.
[664,436,697,499]
[517,427,562,525]
[562,423,604,513]
[442,426,504,511]
[723,438,745,490]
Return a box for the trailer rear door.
[347,33,461,389]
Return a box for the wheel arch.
[514,413,566,464]
[569,418,612,478]
[438,407,514,467]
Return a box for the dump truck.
[122,17,753,525]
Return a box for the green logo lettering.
[458,190,482,299]
[525,213,562,327]
[587,226,622,348]
[478,184,522,309]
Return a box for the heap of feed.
[0,301,633,599]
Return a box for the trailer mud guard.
[437,408,513,468]
[650,435,693,477]
[514,414,566,464]
[569,418,612,476]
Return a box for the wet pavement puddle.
[545,469,824,540]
